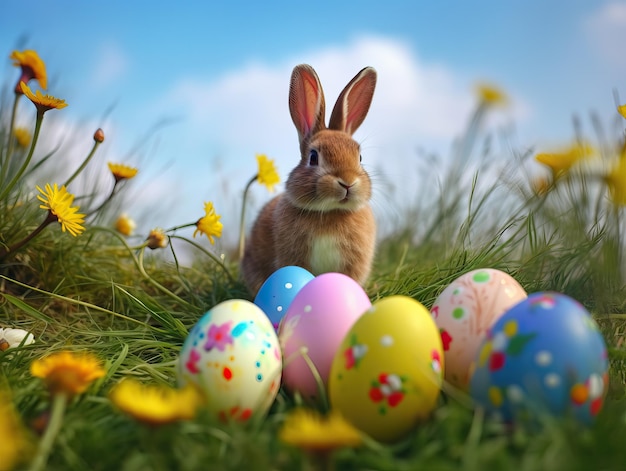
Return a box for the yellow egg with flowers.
[328,295,444,443]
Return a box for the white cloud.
[156,36,474,163]
[585,1,626,71]
[90,41,129,88]
[150,35,530,242]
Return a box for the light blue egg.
[254,266,314,328]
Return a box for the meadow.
[2,49,626,471]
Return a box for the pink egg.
[430,268,527,389]
[278,273,371,401]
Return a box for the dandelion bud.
[146,228,168,250]
[13,127,31,148]
[94,128,105,143]
[115,213,136,236]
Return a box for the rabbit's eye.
[359,154,362,162]
[309,149,319,166]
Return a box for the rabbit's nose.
[339,177,359,189]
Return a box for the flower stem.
[459,103,487,161]
[0,109,44,202]
[238,174,258,260]
[64,140,102,187]
[85,181,119,218]
[165,222,196,233]
[311,450,334,471]
[1,93,21,172]
[0,211,55,259]
[136,246,194,309]
[28,392,68,471]
[169,234,234,283]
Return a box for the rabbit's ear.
[329,67,377,135]
[289,64,326,144]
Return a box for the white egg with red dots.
[177,299,282,423]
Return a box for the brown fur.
[242,65,377,295]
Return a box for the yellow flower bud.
[115,213,136,236]
[146,228,168,250]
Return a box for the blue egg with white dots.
[254,266,314,328]
[469,292,609,425]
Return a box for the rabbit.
[241,64,377,296]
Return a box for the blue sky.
[2,1,626,247]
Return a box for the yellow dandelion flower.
[109,379,202,427]
[605,154,626,206]
[618,104,626,120]
[36,183,85,236]
[146,228,168,250]
[256,154,280,192]
[194,201,223,244]
[535,142,595,178]
[475,82,508,107]
[279,408,362,452]
[19,81,67,113]
[114,213,136,236]
[13,127,31,148]
[10,49,47,90]
[0,391,29,471]
[108,162,138,182]
[30,351,105,396]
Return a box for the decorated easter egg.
[177,299,282,423]
[431,268,527,389]
[329,295,444,442]
[254,266,315,329]
[278,273,371,401]
[469,292,609,424]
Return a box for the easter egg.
[329,295,444,442]
[469,292,609,424]
[278,273,371,401]
[177,299,282,423]
[254,266,315,329]
[431,268,527,389]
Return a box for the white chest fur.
[310,235,342,274]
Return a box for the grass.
[2,52,626,471]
